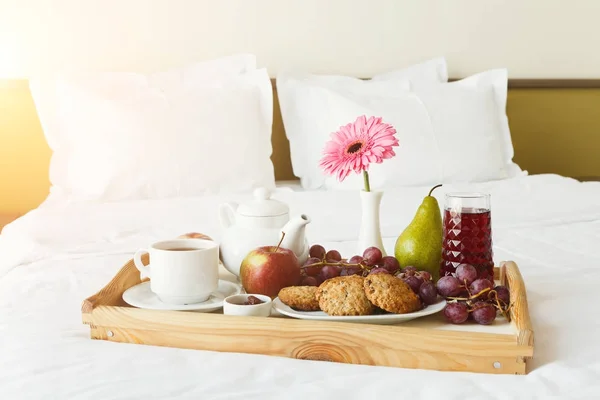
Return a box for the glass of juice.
[440,193,494,282]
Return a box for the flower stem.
[363,170,371,192]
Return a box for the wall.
[1,0,600,78]
[0,81,51,213]
[1,0,600,214]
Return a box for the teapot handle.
[219,202,237,229]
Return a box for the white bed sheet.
[0,173,599,399]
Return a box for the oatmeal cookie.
[363,274,422,314]
[278,286,320,311]
[316,276,373,316]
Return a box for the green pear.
[394,184,443,282]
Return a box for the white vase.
[357,190,387,256]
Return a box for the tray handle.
[81,254,149,322]
[500,261,534,348]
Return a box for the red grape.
[469,279,494,297]
[303,257,321,266]
[417,271,432,282]
[402,266,416,276]
[436,276,463,297]
[443,302,469,324]
[320,265,341,280]
[403,276,423,294]
[300,276,318,286]
[368,267,390,275]
[362,247,383,266]
[348,255,364,264]
[419,281,438,305]
[325,250,342,262]
[478,269,495,283]
[304,265,322,276]
[471,302,497,325]
[380,256,400,273]
[456,264,477,286]
[309,244,326,259]
[493,285,510,305]
[340,267,362,276]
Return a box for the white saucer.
[122,279,242,312]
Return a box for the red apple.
[239,245,301,299]
[177,232,213,241]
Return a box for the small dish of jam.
[223,294,272,317]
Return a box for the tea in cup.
[133,238,219,305]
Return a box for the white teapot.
[219,187,311,277]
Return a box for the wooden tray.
[81,257,534,375]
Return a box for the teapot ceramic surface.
[219,188,311,277]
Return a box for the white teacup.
[133,239,219,305]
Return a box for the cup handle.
[133,249,151,280]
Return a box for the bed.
[1,57,600,399]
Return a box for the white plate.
[272,297,447,325]
[122,279,242,312]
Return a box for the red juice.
[440,207,494,282]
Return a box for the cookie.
[363,274,422,314]
[278,286,320,311]
[316,276,373,316]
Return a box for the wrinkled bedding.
[1,173,599,399]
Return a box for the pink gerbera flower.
[319,115,399,191]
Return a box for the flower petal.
[319,115,399,180]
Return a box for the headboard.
[1,79,599,215]
[270,78,600,181]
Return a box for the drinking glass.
[440,193,494,282]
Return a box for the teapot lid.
[237,188,289,217]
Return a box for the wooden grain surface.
[81,253,148,321]
[502,261,535,348]
[91,324,527,374]
[82,258,534,375]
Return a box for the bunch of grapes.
[437,264,511,325]
[300,244,440,307]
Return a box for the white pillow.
[31,53,257,168]
[278,57,449,189]
[414,69,524,183]
[371,56,449,89]
[30,56,276,201]
[278,67,523,190]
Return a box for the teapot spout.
[280,214,311,261]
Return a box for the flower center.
[346,141,363,154]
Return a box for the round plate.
[272,297,447,325]
[122,279,242,312]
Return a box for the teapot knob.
[254,187,271,200]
